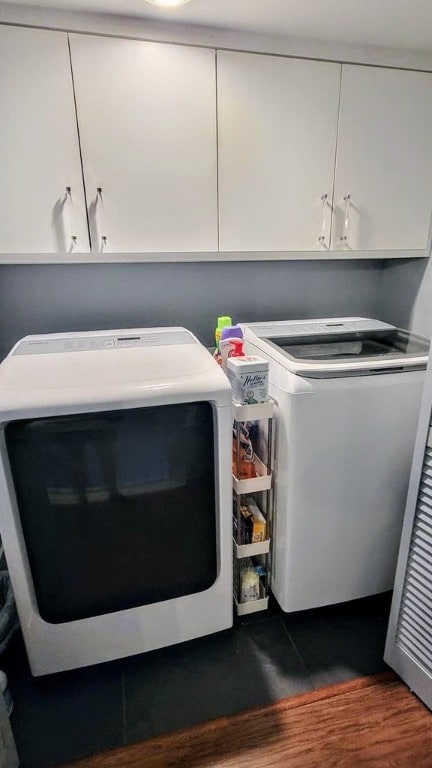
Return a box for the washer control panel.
[243,318,395,338]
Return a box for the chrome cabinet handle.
[65,187,77,251]
[317,193,329,248]
[96,187,107,252]
[340,194,351,244]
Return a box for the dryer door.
[5,402,217,623]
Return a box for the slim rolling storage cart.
[232,399,274,615]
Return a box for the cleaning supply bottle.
[213,316,232,366]
[214,316,232,352]
[220,325,244,371]
[229,338,244,358]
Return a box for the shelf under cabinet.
[0,250,425,264]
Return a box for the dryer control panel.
[12,329,195,356]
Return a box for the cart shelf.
[232,398,274,616]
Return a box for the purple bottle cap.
[220,325,243,341]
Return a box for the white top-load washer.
[0,327,232,675]
[241,317,430,613]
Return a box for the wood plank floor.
[63,672,432,768]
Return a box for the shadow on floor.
[0,592,392,768]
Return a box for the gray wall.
[412,257,432,337]
[378,258,431,337]
[0,260,387,359]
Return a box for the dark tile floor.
[1,592,392,768]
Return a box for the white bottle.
[219,337,244,372]
[240,568,260,603]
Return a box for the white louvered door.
[385,368,432,710]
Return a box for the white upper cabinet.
[217,51,341,252]
[2,25,431,259]
[332,65,432,251]
[69,35,218,253]
[0,26,89,253]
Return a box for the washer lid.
[0,327,231,420]
[241,318,430,377]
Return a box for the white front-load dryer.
[0,327,232,675]
[241,317,429,613]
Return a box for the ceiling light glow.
[144,0,192,7]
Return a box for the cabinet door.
[332,65,432,251]
[0,26,89,254]
[217,51,341,252]
[69,35,218,253]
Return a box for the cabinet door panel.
[218,51,341,252]
[69,35,218,253]
[0,26,89,254]
[332,65,432,251]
